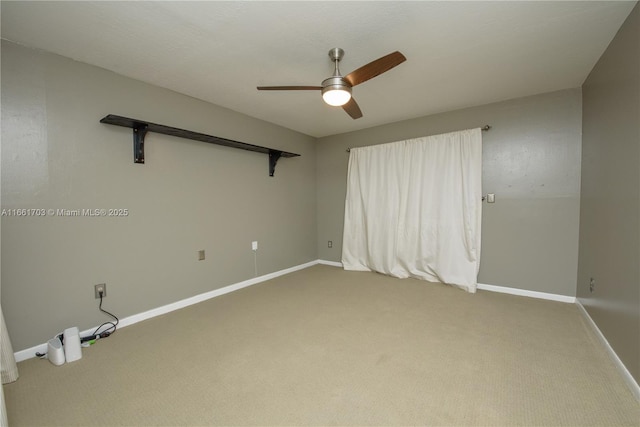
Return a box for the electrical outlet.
[198,250,205,261]
[252,241,258,251]
[589,277,595,293]
[328,240,333,248]
[94,283,107,299]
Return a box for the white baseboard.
[14,343,48,363]
[576,300,640,402]
[477,283,576,303]
[317,263,576,303]
[115,260,318,330]
[317,259,343,268]
[15,259,320,362]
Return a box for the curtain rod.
[346,125,491,152]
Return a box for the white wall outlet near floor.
[252,241,258,251]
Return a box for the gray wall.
[578,3,639,383]
[317,89,583,297]
[1,41,317,351]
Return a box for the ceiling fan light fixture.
[322,88,351,106]
[321,77,352,106]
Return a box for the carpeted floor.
[4,265,640,426]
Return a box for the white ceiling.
[1,1,636,138]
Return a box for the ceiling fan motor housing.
[321,76,351,93]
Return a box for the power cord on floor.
[89,291,119,339]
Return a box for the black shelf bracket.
[100,114,300,176]
[268,150,282,177]
[133,123,148,164]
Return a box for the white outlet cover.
[252,241,258,251]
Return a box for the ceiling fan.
[257,48,406,119]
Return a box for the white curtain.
[1,305,18,427]
[1,383,7,427]
[342,128,482,292]
[0,306,18,385]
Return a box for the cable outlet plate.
[95,283,107,299]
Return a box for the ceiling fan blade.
[342,98,363,119]
[344,51,406,87]
[257,86,322,90]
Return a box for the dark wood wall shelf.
[100,114,300,176]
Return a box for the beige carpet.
[4,265,639,426]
